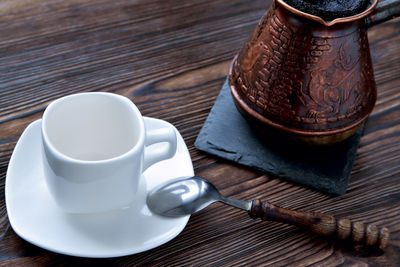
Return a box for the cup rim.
[42,92,145,165]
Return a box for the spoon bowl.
[147,176,249,217]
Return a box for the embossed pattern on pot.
[229,0,378,144]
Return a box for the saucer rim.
[5,118,192,258]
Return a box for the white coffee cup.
[41,92,177,213]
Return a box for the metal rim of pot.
[277,0,379,27]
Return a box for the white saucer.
[5,117,193,258]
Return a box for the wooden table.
[1,0,399,265]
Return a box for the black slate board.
[195,78,364,195]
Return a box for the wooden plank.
[0,0,399,265]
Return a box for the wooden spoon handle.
[249,200,390,249]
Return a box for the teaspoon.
[147,176,389,249]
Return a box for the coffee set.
[5,0,398,258]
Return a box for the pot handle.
[366,0,400,28]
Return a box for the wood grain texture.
[0,0,399,266]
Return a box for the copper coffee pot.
[229,0,400,145]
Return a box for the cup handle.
[143,121,177,171]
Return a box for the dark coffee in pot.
[283,0,370,21]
